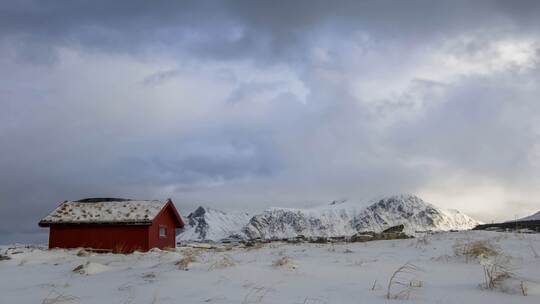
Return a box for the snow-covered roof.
[39,198,169,226]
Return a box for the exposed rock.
[350,233,376,243]
[0,254,11,261]
[177,207,251,242]
[243,194,479,240]
[382,224,405,233]
[178,194,480,242]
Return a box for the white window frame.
[159,226,167,238]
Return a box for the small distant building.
[38,198,185,253]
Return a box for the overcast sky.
[2,1,540,243]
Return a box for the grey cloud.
[142,69,183,86]
[2,1,540,243]
[225,81,284,104]
[386,72,540,182]
[2,1,540,65]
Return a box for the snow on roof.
[39,198,168,226]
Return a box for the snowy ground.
[1,231,539,304]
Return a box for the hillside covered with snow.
[518,210,540,222]
[178,194,480,241]
[351,195,480,234]
[177,207,251,241]
[243,194,479,239]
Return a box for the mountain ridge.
[177,194,480,241]
[517,210,540,222]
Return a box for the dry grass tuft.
[41,290,78,304]
[113,242,128,254]
[301,297,328,304]
[72,264,85,273]
[272,256,297,270]
[386,262,422,300]
[527,239,539,259]
[176,255,196,270]
[76,249,90,257]
[244,242,265,251]
[453,239,524,294]
[415,234,431,248]
[176,249,200,270]
[453,240,499,262]
[241,286,273,304]
[520,281,528,296]
[479,254,513,290]
[208,254,236,270]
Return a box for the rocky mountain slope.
[351,195,479,234]
[518,210,540,222]
[177,206,251,241]
[241,204,362,240]
[177,194,480,241]
[243,194,479,239]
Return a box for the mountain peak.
[353,194,478,234]
[178,206,252,241]
[191,206,207,217]
[375,193,423,202]
[190,206,229,218]
[178,195,480,241]
[369,194,431,210]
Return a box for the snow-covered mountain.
[243,194,479,239]
[177,206,251,241]
[241,203,362,240]
[177,194,480,241]
[518,210,540,222]
[351,195,480,235]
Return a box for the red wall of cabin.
[46,201,181,253]
[148,205,177,249]
[49,225,149,253]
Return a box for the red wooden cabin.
[39,198,184,253]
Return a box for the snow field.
[1,231,539,303]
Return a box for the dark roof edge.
[38,220,153,227]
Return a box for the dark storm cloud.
[2,1,540,243]
[2,1,540,64]
[142,69,183,86]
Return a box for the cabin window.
[159,226,167,237]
